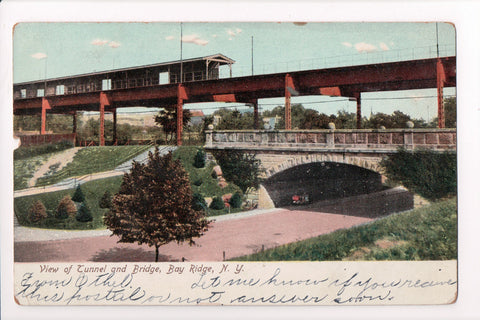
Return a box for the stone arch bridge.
[206,128,456,176]
[205,128,456,209]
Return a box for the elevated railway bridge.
[13,55,456,146]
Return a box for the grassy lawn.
[15,146,243,230]
[35,145,151,186]
[14,154,50,190]
[233,197,457,261]
[173,146,242,198]
[14,176,123,230]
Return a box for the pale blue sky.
[13,22,456,120]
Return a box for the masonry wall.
[296,187,414,218]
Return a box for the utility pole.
[251,36,254,76]
[180,22,183,83]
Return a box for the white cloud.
[108,41,121,48]
[165,35,175,40]
[194,39,209,46]
[226,28,243,39]
[182,34,209,46]
[31,52,47,59]
[342,42,353,48]
[379,42,390,51]
[91,39,109,46]
[354,42,377,53]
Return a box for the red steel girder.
[14,57,456,118]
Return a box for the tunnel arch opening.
[262,161,386,208]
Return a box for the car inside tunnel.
[262,162,386,208]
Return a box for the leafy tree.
[444,97,457,128]
[191,193,207,211]
[72,185,86,202]
[209,196,225,210]
[56,195,77,219]
[214,109,260,130]
[431,97,456,128]
[193,148,206,168]
[380,148,456,200]
[99,191,113,209]
[76,202,93,222]
[334,110,357,129]
[213,150,263,193]
[28,200,47,223]
[155,108,191,143]
[104,148,210,262]
[229,192,243,209]
[363,110,428,129]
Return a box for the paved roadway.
[14,208,373,262]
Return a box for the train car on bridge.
[13,54,235,100]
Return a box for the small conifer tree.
[76,202,93,222]
[209,196,225,210]
[193,148,206,168]
[99,191,112,209]
[28,200,47,223]
[191,193,207,211]
[56,195,77,219]
[229,192,243,209]
[72,185,86,202]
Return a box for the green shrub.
[76,202,93,222]
[99,191,112,209]
[212,150,263,193]
[28,200,47,222]
[72,185,86,202]
[56,195,77,219]
[209,196,225,210]
[191,193,207,211]
[193,148,206,168]
[229,192,243,208]
[380,148,456,200]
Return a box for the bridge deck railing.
[205,129,456,152]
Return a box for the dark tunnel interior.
[262,162,386,207]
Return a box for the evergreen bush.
[76,202,93,222]
[229,192,243,208]
[209,196,225,210]
[191,193,207,211]
[56,195,77,219]
[193,148,206,168]
[72,185,86,202]
[99,191,112,209]
[28,200,47,223]
[193,179,203,186]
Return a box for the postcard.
[5,6,466,313]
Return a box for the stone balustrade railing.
[205,129,456,152]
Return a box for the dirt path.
[28,147,80,187]
[14,208,372,262]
